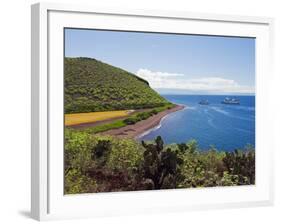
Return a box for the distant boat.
[221,97,240,105]
[199,99,209,105]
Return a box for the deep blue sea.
[139,95,255,151]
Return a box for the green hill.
[64,57,170,113]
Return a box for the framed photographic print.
[31,2,274,221]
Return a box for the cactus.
[141,136,183,189]
[223,149,255,184]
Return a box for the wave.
[138,104,190,139]
[234,127,253,134]
[186,106,196,110]
[226,105,255,111]
[209,106,254,122]
[210,106,229,115]
[228,113,254,121]
[207,117,217,129]
[137,123,161,139]
[136,112,171,139]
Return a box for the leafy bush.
[123,105,174,126]
[65,168,98,194]
[123,117,139,125]
[107,138,143,172]
[64,129,145,193]
[64,129,93,173]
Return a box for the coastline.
[100,104,185,138]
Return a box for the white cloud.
[136,68,254,94]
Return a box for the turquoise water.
[139,95,255,151]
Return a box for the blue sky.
[65,28,255,95]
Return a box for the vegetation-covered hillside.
[64,57,169,113]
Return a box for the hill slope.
[64,57,169,113]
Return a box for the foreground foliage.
[64,130,255,194]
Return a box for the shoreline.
[100,104,185,138]
[136,109,176,139]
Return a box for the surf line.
[136,104,187,140]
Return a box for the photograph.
[64,28,255,194]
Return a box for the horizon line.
[159,93,255,96]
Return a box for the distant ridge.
[64,57,169,113]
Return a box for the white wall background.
[0,0,279,223]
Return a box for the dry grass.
[65,110,133,126]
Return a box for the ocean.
[139,95,255,151]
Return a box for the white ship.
[221,97,240,105]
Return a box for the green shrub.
[123,117,139,125]
[65,129,145,193]
[64,129,93,173]
[107,138,143,172]
[64,168,98,194]
[151,109,158,115]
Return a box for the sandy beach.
[100,104,185,138]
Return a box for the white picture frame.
[31,2,274,221]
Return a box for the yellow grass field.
[65,110,133,126]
